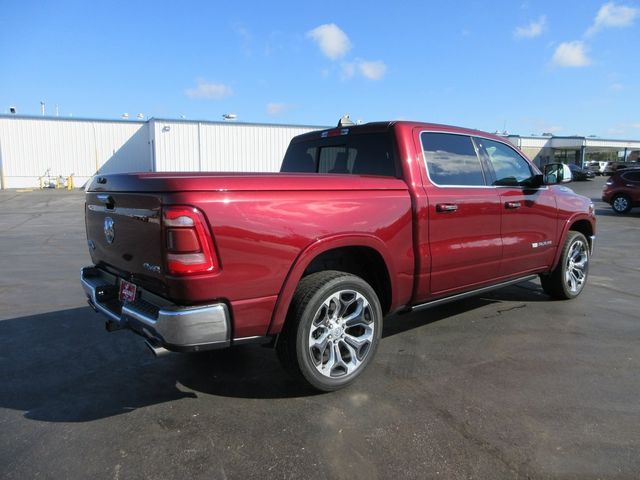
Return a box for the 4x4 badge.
[104,217,115,244]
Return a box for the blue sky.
[1,0,639,137]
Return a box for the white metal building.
[0,115,326,189]
[150,119,322,173]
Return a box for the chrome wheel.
[308,290,375,378]
[564,239,588,294]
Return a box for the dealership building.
[507,134,640,168]
[1,115,639,189]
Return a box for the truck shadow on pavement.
[594,207,640,218]
[0,280,550,422]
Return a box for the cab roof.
[289,120,509,144]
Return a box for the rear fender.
[267,234,396,335]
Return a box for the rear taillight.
[163,206,218,276]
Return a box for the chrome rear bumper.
[80,266,230,352]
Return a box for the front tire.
[276,271,383,392]
[540,231,589,299]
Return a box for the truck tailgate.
[85,192,165,292]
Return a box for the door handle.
[505,201,521,209]
[436,203,458,213]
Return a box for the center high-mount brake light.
[163,206,218,275]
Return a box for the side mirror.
[543,163,572,185]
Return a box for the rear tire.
[276,271,382,392]
[540,231,589,300]
[611,194,632,214]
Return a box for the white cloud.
[185,80,233,100]
[232,23,252,56]
[551,41,591,67]
[358,60,387,80]
[266,102,295,116]
[514,15,547,38]
[610,83,624,91]
[342,62,356,79]
[607,123,640,135]
[342,59,387,80]
[586,2,639,35]
[307,23,352,60]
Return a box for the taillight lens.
[163,206,218,275]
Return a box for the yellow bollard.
[67,174,74,190]
[55,176,60,189]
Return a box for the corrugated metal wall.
[0,116,325,189]
[0,117,151,189]
[152,120,321,172]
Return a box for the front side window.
[477,138,533,186]
[421,132,485,186]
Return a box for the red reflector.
[163,206,218,276]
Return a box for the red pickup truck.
[81,120,596,391]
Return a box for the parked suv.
[602,168,640,214]
[603,162,638,176]
[588,161,606,175]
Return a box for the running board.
[408,275,538,313]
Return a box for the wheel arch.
[551,214,595,270]
[267,235,396,336]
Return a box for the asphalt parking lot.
[1,177,639,479]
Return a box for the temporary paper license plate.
[119,279,137,303]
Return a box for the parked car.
[603,162,619,176]
[603,161,637,176]
[568,163,595,181]
[588,161,607,175]
[80,119,596,391]
[602,168,640,214]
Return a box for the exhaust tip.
[144,339,171,357]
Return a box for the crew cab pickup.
[81,120,596,391]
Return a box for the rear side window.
[421,132,485,186]
[281,133,398,177]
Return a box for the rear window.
[421,132,486,186]
[280,133,399,177]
